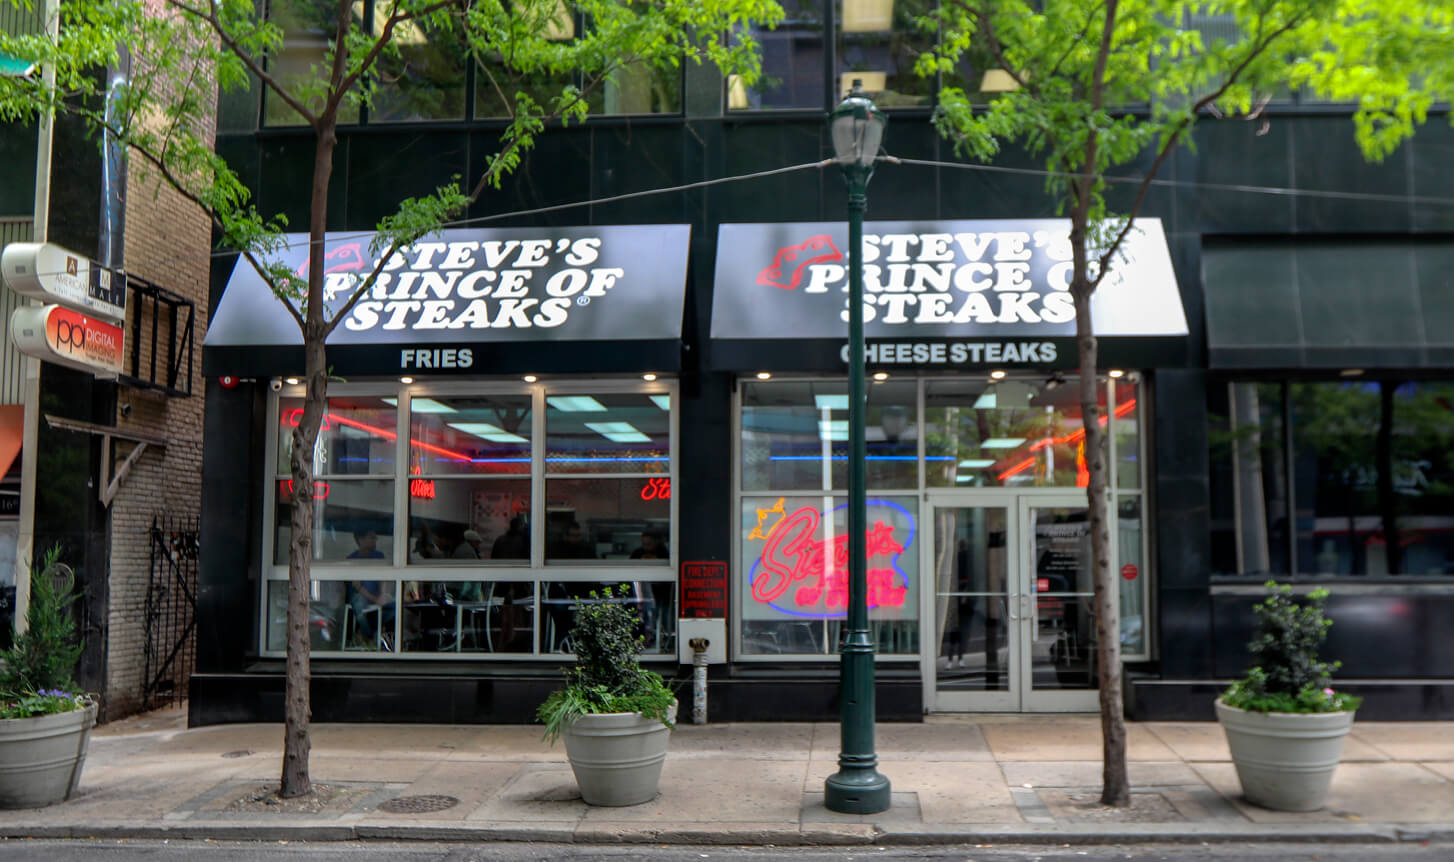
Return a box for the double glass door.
[923,494,1101,712]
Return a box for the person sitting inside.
[630,528,666,560]
[490,516,529,560]
[346,579,394,650]
[348,529,385,559]
[549,521,596,560]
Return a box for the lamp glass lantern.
[829,80,887,174]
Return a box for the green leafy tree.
[0,0,780,797]
[921,0,1454,805]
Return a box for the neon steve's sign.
[747,499,913,619]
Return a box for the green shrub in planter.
[1221,582,1361,714]
[537,585,675,743]
[0,546,90,718]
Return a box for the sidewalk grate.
[377,794,460,814]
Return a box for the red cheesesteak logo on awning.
[755,235,843,290]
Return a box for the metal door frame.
[921,490,1106,713]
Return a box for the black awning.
[203,225,691,377]
[1204,238,1454,369]
[708,219,1188,372]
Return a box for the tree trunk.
[280,123,339,799]
[1071,267,1127,809]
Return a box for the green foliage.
[1221,582,1362,714]
[0,546,88,717]
[537,585,676,743]
[922,0,1454,280]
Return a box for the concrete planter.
[1215,698,1355,811]
[561,709,672,806]
[0,701,96,809]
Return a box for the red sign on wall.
[680,561,727,619]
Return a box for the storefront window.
[740,380,916,491]
[544,478,670,563]
[924,377,1100,488]
[739,494,918,655]
[1211,378,1454,576]
[546,393,670,474]
[263,382,675,659]
[1113,378,1141,489]
[1117,495,1145,655]
[540,580,676,654]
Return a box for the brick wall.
[101,49,215,722]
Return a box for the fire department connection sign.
[205,225,691,365]
[710,219,1186,345]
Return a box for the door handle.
[1004,596,1018,621]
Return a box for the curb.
[4,821,1448,846]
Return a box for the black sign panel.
[710,219,1186,342]
[204,225,691,374]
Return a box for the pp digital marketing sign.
[740,495,918,622]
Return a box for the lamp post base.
[824,768,892,814]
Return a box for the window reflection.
[834,0,932,107]
[407,478,530,564]
[546,393,670,474]
[408,394,531,476]
[369,1,467,121]
[925,378,1101,488]
[274,479,395,564]
[544,478,669,563]
[278,395,397,475]
[740,380,917,490]
[540,581,675,654]
[401,581,535,653]
[263,0,362,126]
[729,0,824,110]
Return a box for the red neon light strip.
[996,399,1138,480]
[283,409,474,463]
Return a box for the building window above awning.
[203,225,691,377]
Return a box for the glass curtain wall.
[264,381,676,659]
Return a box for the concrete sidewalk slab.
[0,712,1449,848]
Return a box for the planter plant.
[1216,582,1362,812]
[538,585,676,806]
[0,547,96,809]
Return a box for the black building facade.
[190,9,1454,724]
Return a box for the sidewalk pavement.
[3,706,1453,847]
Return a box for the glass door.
[923,494,1103,712]
[1018,496,1100,712]
[923,498,1017,711]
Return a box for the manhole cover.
[377,794,459,814]
[221,750,252,759]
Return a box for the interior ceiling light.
[447,422,527,443]
[818,419,849,441]
[383,397,456,413]
[980,437,1026,449]
[756,371,772,380]
[649,394,671,411]
[957,459,995,468]
[642,373,658,381]
[585,421,651,443]
[1109,369,1125,378]
[972,392,996,410]
[989,370,1007,380]
[815,394,850,411]
[399,376,414,384]
[547,395,607,412]
[523,375,538,383]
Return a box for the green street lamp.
[823,79,891,816]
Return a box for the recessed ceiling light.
[1109,369,1125,378]
[547,396,607,412]
[989,370,1006,380]
[872,372,889,381]
[980,437,1026,449]
[756,372,772,380]
[957,459,995,468]
[284,377,299,385]
[447,422,528,443]
[399,376,414,385]
[1340,368,1364,377]
[642,373,658,382]
[523,375,538,383]
[649,394,672,411]
[383,397,456,413]
[814,394,849,411]
[585,421,651,443]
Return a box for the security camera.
[270,378,284,392]
[119,402,131,418]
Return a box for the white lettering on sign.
[838,341,1058,366]
[333,236,616,334]
[400,347,475,370]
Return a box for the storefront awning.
[709,219,1187,372]
[204,225,692,377]
[1204,238,1454,369]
